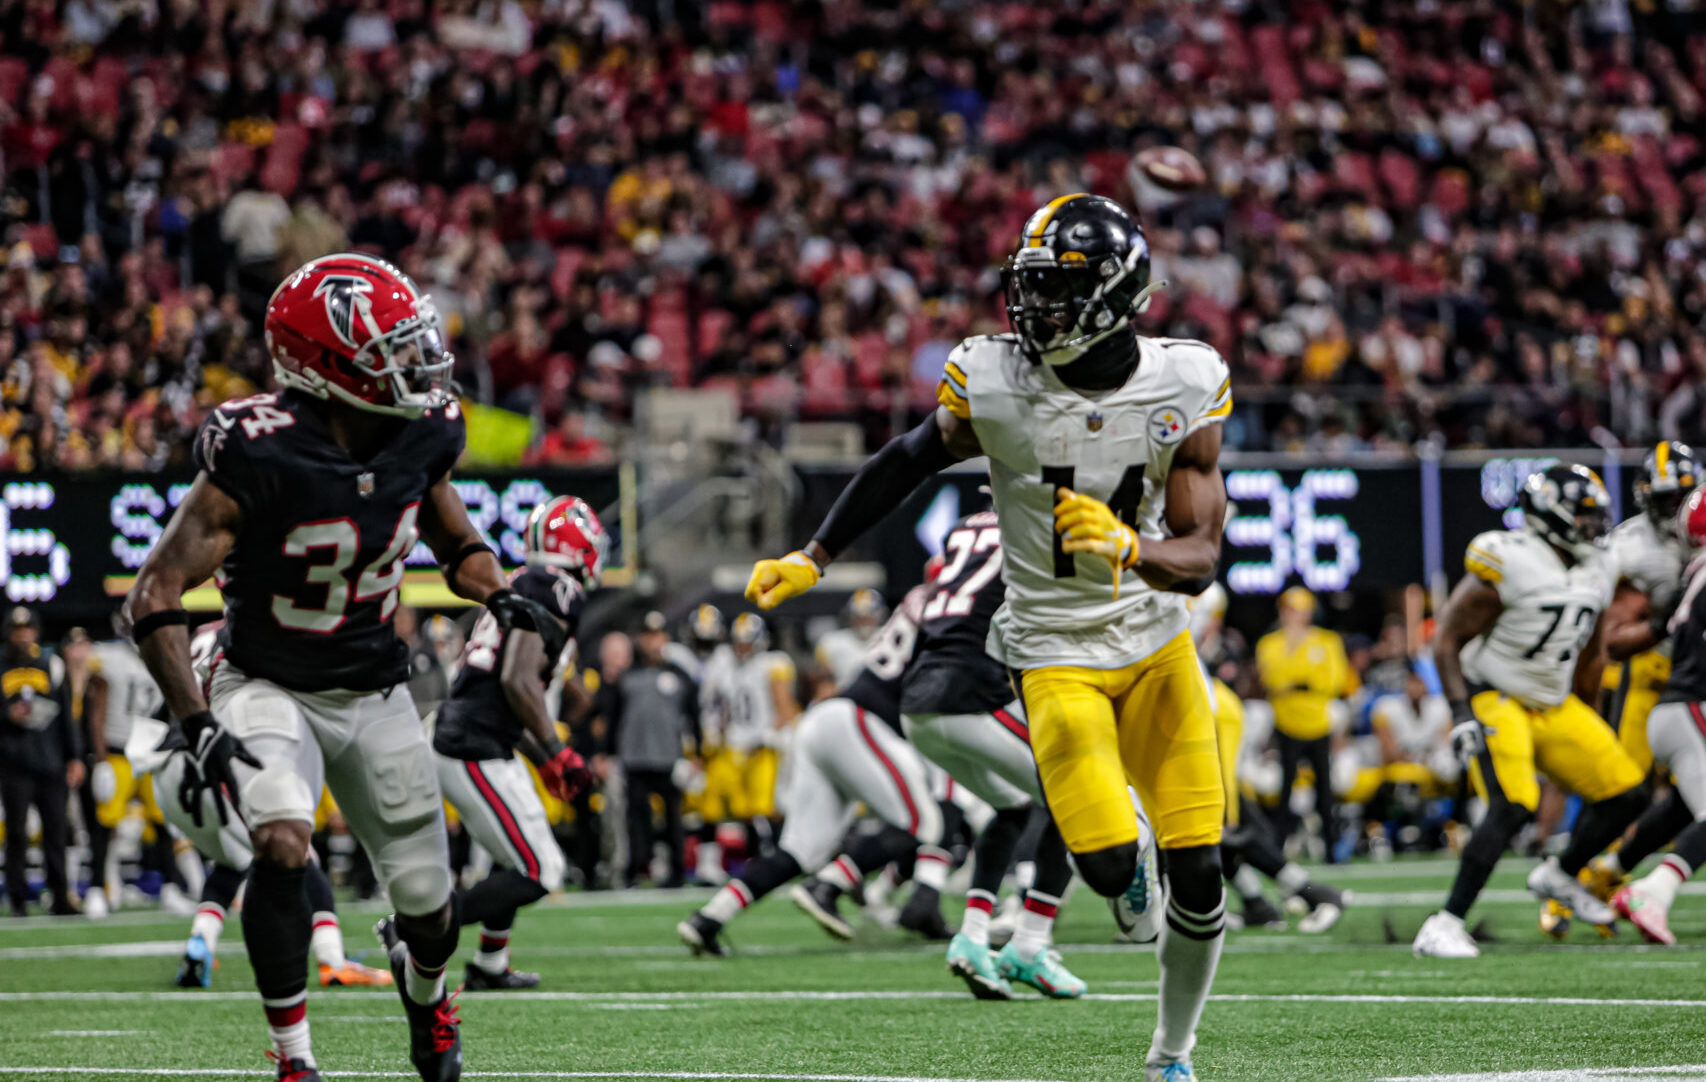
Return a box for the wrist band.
[443,541,494,590]
[131,609,189,645]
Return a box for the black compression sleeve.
[811,415,956,559]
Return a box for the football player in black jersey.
[677,586,956,957]
[126,254,559,1082]
[432,496,602,989]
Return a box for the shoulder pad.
[1152,338,1232,432]
[1463,530,1513,584]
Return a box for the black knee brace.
[1073,841,1138,898]
[1161,844,1224,916]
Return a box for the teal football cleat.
[995,942,1086,999]
[945,933,1012,1000]
[1145,1061,1197,1081]
[176,933,214,988]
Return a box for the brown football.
[1134,146,1207,192]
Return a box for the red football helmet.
[1680,488,1706,550]
[264,253,453,417]
[525,496,608,587]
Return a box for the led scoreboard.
[0,469,622,616]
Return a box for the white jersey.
[815,627,872,689]
[91,640,163,749]
[1609,513,1688,660]
[704,649,795,753]
[1460,529,1618,708]
[1370,693,1452,759]
[941,333,1232,669]
[662,641,729,686]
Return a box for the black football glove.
[1649,583,1683,642]
[1447,699,1490,765]
[487,588,561,636]
[175,710,261,829]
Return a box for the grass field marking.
[1379,1067,1706,1081]
[6,988,1706,1009]
[44,1030,139,1037]
[0,1069,1075,1082]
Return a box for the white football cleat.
[1527,857,1615,927]
[1412,911,1479,958]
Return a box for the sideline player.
[1413,465,1647,958]
[431,496,603,988]
[126,253,561,1082]
[815,589,889,687]
[746,194,1229,1080]
[82,627,164,916]
[677,586,951,956]
[1614,487,1706,943]
[700,614,798,861]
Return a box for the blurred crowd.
[5,0,1706,470]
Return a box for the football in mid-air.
[1134,145,1207,191]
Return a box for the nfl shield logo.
[357,472,375,498]
[1087,411,1104,433]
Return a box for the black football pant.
[76,769,111,894]
[1,768,70,912]
[625,767,684,887]
[1275,733,1335,857]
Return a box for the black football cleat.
[463,962,540,990]
[677,912,730,957]
[790,878,854,941]
[376,915,463,1082]
[898,888,954,942]
[1240,895,1288,930]
[268,1051,324,1082]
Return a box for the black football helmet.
[1003,194,1158,366]
[687,603,726,649]
[1634,440,1700,537]
[1518,463,1611,561]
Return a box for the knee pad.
[387,861,454,918]
[242,765,315,827]
[1160,844,1224,915]
[1074,841,1138,898]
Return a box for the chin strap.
[1131,278,1169,315]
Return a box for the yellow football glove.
[745,550,822,610]
[1053,487,1140,598]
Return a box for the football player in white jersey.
[82,634,165,915]
[1570,443,1700,907]
[814,589,888,688]
[747,194,1230,1081]
[699,614,799,861]
[1413,465,1649,958]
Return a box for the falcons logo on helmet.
[312,274,380,350]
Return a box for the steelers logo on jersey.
[1149,405,1188,445]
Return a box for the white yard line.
[0,1070,1068,1082]
[1379,1067,1706,1081]
[44,1030,139,1037]
[1,988,1703,1008]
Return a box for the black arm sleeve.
[679,665,702,752]
[811,415,957,560]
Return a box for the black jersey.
[900,511,1011,716]
[1662,558,1706,705]
[839,585,930,731]
[193,389,464,694]
[434,564,585,762]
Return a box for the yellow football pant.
[1617,650,1671,773]
[93,755,138,829]
[1468,691,1645,812]
[1211,677,1244,828]
[1023,631,1223,853]
[698,748,779,821]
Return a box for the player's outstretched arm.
[125,476,241,721]
[421,472,511,603]
[1133,423,1226,592]
[747,407,980,609]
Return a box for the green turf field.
[0,855,1702,1081]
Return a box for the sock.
[174,840,206,897]
[310,912,345,970]
[456,868,547,927]
[1030,820,1075,898]
[913,846,951,892]
[1011,890,1058,960]
[243,861,312,1066]
[1558,789,1645,875]
[1231,863,1264,901]
[474,926,511,974]
[1444,803,1526,920]
[395,905,460,1007]
[1642,855,1692,909]
[1620,792,1696,869]
[191,903,226,952]
[818,855,861,893]
[1296,881,1339,908]
[961,890,995,945]
[701,851,803,924]
[1013,860,1036,893]
[1153,887,1226,1064]
[969,806,1029,897]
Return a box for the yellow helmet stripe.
[1027,193,1089,248]
[1657,440,1671,476]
